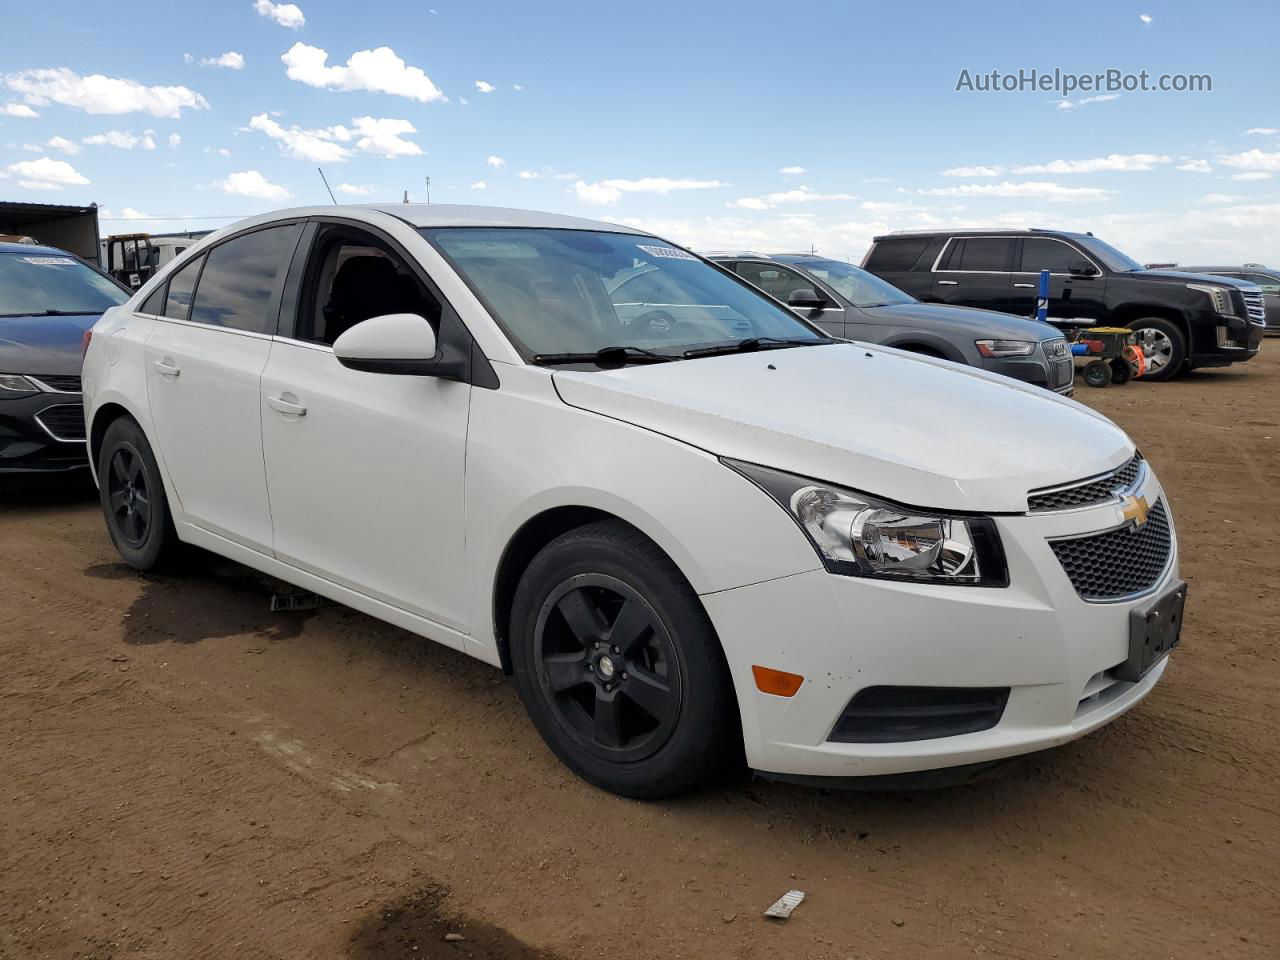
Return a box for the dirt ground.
[2,353,1278,960]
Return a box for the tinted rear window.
[163,255,202,321]
[865,237,931,272]
[943,238,1012,272]
[188,224,302,333]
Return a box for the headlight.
[975,339,1036,358]
[1186,283,1236,316]
[725,460,1008,586]
[0,374,39,396]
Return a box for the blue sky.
[3,0,1279,264]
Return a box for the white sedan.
[82,205,1184,798]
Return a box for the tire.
[1128,317,1186,381]
[97,416,179,571]
[509,520,739,799]
[1109,358,1132,385]
[1083,360,1111,388]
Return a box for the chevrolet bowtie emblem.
[1121,494,1150,528]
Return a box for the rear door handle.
[267,395,307,417]
[937,280,959,286]
[152,359,181,377]
[1013,283,1035,289]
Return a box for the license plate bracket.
[1116,580,1187,682]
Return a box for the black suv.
[862,229,1266,380]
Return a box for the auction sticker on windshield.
[20,256,77,266]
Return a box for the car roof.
[252,203,646,235]
[871,228,1093,242]
[0,241,74,256]
[1180,264,1276,272]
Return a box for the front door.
[144,223,303,551]
[1009,237,1108,326]
[260,222,472,632]
[930,237,1014,312]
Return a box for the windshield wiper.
[0,309,98,318]
[682,336,830,359]
[531,345,677,367]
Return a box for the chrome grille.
[30,374,82,393]
[1242,290,1267,324]
[1049,499,1172,601]
[34,404,86,442]
[1043,338,1069,360]
[1027,453,1143,512]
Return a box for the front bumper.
[702,471,1177,778]
[983,350,1075,396]
[0,393,89,473]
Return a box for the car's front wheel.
[97,416,178,571]
[509,521,739,798]
[1128,317,1186,381]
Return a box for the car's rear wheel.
[509,521,738,798]
[1128,317,1186,381]
[98,417,178,571]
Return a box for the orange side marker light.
[752,665,804,698]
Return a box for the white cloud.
[470,180,486,190]
[168,132,181,148]
[573,176,727,206]
[1,102,39,118]
[253,0,305,29]
[1140,13,1152,23]
[730,185,856,210]
[1217,148,1280,172]
[1199,193,1243,204]
[486,155,505,169]
[281,43,445,103]
[217,169,290,200]
[4,67,208,118]
[942,164,1005,177]
[1,156,90,190]
[83,129,157,150]
[1245,127,1278,136]
[200,51,245,70]
[475,80,495,93]
[1176,159,1212,173]
[1007,153,1170,175]
[918,181,1109,202]
[246,112,421,161]
[33,135,80,155]
[336,182,375,195]
[1054,93,1120,111]
[1231,171,1273,181]
[518,168,578,180]
[513,84,523,91]
[779,166,806,175]
[101,207,155,221]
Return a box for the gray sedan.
[707,253,1074,395]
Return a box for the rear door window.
[954,238,1012,272]
[188,224,303,333]
[865,237,931,272]
[162,255,203,321]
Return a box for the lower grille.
[1028,453,1143,512]
[34,404,86,442]
[1242,290,1266,324]
[31,374,82,393]
[1049,499,1172,601]
[829,686,1010,743]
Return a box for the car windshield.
[424,228,825,359]
[1076,236,1144,273]
[779,257,915,307]
[0,252,129,316]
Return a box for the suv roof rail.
[1243,261,1267,268]
[702,250,768,258]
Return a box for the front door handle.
[152,359,181,377]
[1013,283,1035,289]
[937,280,959,286]
[267,395,307,417]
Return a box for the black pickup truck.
[862,228,1266,380]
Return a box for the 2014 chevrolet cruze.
[82,205,1185,798]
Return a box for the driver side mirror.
[333,313,440,375]
[1068,261,1098,277]
[788,287,826,310]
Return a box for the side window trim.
[932,236,1016,273]
[735,260,839,308]
[1012,237,1101,276]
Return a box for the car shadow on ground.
[0,471,96,511]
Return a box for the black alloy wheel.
[533,573,682,763]
[106,444,153,547]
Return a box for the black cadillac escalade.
[862,228,1266,380]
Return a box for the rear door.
[930,237,1015,311]
[143,222,303,551]
[731,260,846,337]
[1010,237,1107,325]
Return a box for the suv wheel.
[509,521,739,799]
[97,417,179,571]
[1128,317,1186,381]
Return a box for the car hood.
[0,313,98,376]
[552,343,1131,513]
[860,301,1063,340]
[1132,269,1255,289]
